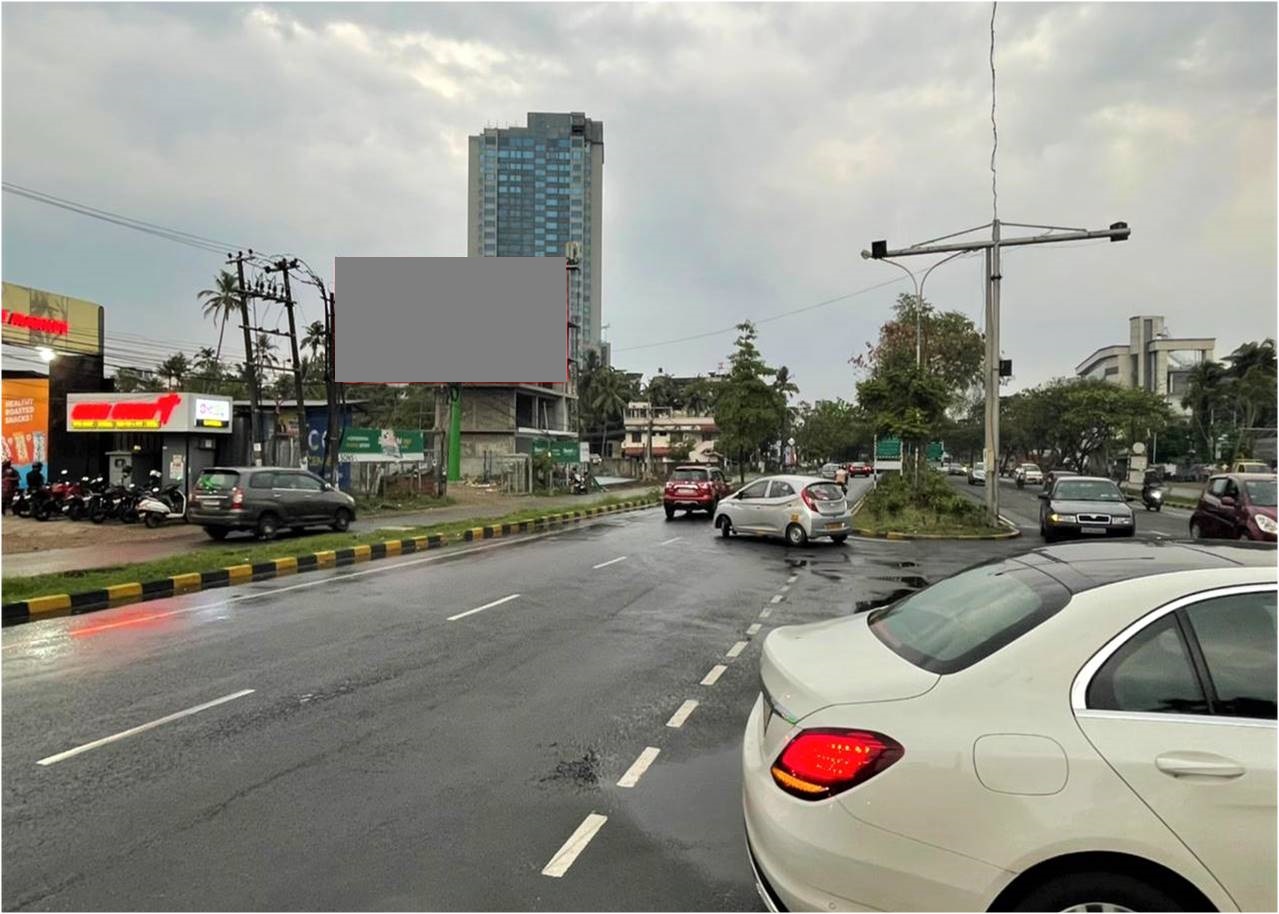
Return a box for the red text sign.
[2,309,70,337]
[70,393,183,430]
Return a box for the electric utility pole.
[228,250,263,465]
[266,258,309,469]
[863,219,1131,525]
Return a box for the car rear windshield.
[195,471,239,492]
[1246,480,1277,507]
[805,482,845,501]
[671,468,708,481]
[1054,480,1123,501]
[869,562,1072,674]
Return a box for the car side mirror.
[1221,496,1236,508]
[322,483,333,491]
[1038,492,1049,500]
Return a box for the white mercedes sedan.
[744,540,1276,912]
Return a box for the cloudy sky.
[3,1,1275,402]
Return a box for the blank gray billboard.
[334,257,567,383]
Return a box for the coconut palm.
[198,271,242,361]
[303,321,326,362]
[589,367,631,456]
[158,353,190,390]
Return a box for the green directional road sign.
[875,437,902,459]
[926,441,945,461]
[532,438,581,464]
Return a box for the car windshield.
[869,562,1072,674]
[1245,480,1277,506]
[671,468,708,481]
[805,482,845,501]
[1054,480,1123,501]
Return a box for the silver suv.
[188,466,357,540]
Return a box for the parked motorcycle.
[138,482,188,528]
[56,476,92,521]
[569,470,589,495]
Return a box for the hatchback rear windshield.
[195,471,239,491]
[805,482,845,501]
[869,562,1071,674]
[1054,480,1123,502]
[671,468,708,481]
[1246,480,1277,507]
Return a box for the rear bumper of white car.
[804,511,851,538]
[742,694,1006,912]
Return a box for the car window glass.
[248,472,275,490]
[739,480,769,499]
[1244,480,1277,506]
[768,481,795,498]
[291,474,325,492]
[1209,477,1229,497]
[197,471,238,491]
[1185,591,1277,720]
[806,482,845,501]
[1222,479,1240,499]
[1054,480,1123,501]
[671,468,708,481]
[1086,615,1208,715]
[869,563,1071,674]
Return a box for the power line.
[1,181,260,256]
[613,276,911,354]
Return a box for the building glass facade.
[468,112,603,366]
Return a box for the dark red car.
[1190,473,1277,542]
[664,465,730,518]
[846,461,873,478]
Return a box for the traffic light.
[999,359,1013,378]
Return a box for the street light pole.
[862,219,1131,526]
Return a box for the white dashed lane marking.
[747,623,761,636]
[617,747,661,788]
[593,556,628,569]
[726,640,748,659]
[760,608,772,618]
[659,536,683,546]
[701,665,727,686]
[778,585,790,593]
[447,593,520,622]
[666,700,698,728]
[541,813,608,877]
[37,689,255,766]
[769,594,784,604]
[786,575,798,584]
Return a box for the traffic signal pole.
[863,219,1131,527]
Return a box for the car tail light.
[697,481,710,492]
[230,486,244,508]
[800,486,817,510]
[771,729,903,800]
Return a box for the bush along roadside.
[2,493,661,627]
[852,471,1016,539]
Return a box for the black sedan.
[1038,475,1135,541]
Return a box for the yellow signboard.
[2,282,103,356]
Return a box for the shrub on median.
[860,470,988,528]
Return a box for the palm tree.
[198,270,243,361]
[683,377,712,416]
[255,331,280,369]
[589,367,631,456]
[158,353,190,390]
[303,321,326,362]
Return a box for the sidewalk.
[1,484,654,578]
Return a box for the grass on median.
[0,491,660,604]
[853,470,1006,537]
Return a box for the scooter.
[1142,485,1165,512]
[138,482,188,528]
[569,471,589,495]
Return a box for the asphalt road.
[948,473,1197,542]
[1,477,1033,912]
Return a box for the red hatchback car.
[1190,473,1277,542]
[664,465,730,518]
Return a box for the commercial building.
[623,402,720,468]
[449,112,605,479]
[1075,315,1215,415]
[1,281,109,479]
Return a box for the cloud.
[1,1,1274,403]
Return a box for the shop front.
[66,391,233,492]
[2,282,109,478]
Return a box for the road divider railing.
[2,497,660,628]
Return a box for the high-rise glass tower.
[467,112,604,366]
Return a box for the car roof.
[1216,472,1276,480]
[202,466,307,474]
[752,474,830,485]
[672,464,713,470]
[1052,475,1115,483]
[1012,540,1276,594]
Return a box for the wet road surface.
[3,479,1029,911]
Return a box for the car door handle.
[1155,752,1245,779]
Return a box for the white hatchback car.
[744,541,1276,912]
[715,475,851,546]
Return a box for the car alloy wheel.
[717,516,732,538]
[1190,521,1202,539]
[257,513,279,541]
[332,508,352,532]
[785,523,807,547]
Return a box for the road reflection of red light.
[70,608,182,637]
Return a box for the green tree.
[113,366,164,393]
[157,353,189,390]
[856,360,951,480]
[198,270,242,361]
[683,377,714,415]
[588,366,631,457]
[794,399,864,464]
[1181,361,1231,461]
[713,322,787,482]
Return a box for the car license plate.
[826,522,845,531]
[677,487,695,495]
[1080,526,1106,535]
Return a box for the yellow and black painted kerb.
[2,497,659,628]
